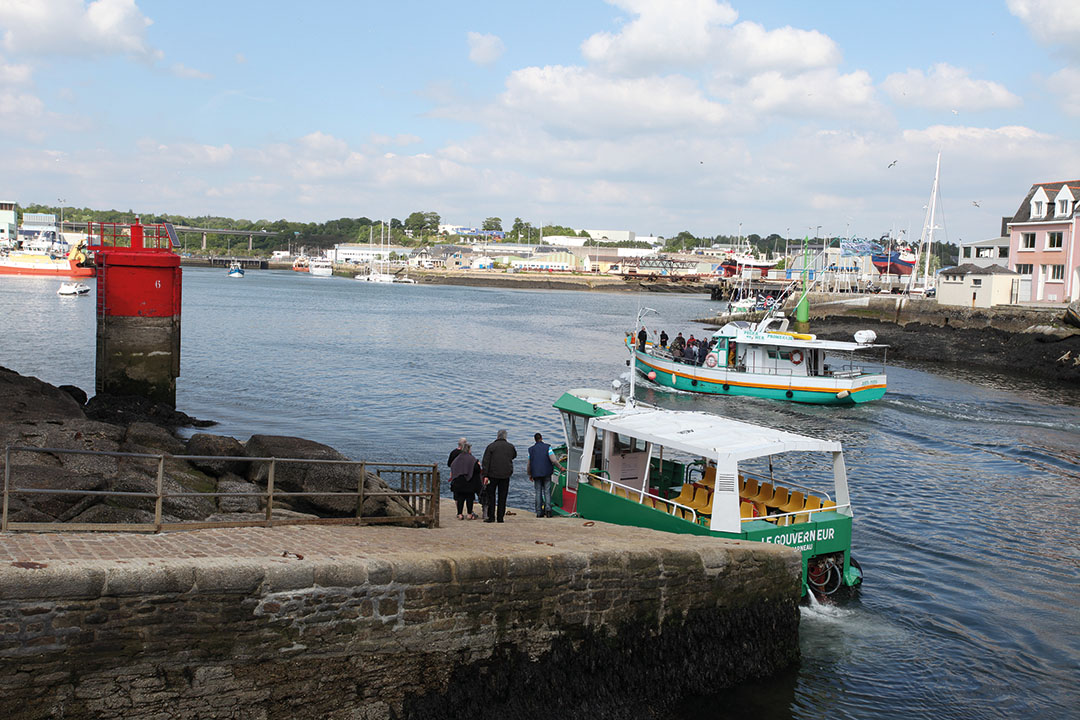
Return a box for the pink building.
[1005,180,1079,303]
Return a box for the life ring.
[704,355,717,368]
[790,350,804,366]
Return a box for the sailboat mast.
[922,153,940,288]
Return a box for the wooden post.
[153,455,165,532]
[265,459,276,527]
[357,462,366,523]
[431,464,440,528]
[2,447,11,532]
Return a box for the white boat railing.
[589,474,698,524]
[739,472,833,502]
[740,502,851,524]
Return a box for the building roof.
[962,236,1009,248]
[1009,180,1080,224]
[941,263,1017,276]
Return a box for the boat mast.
[910,151,940,291]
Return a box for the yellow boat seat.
[747,481,773,505]
[821,499,837,513]
[777,490,805,516]
[687,486,713,517]
[797,495,823,523]
[740,477,759,499]
[671,483,696,508]
[740,502,754,520]
[700,466,716,488]
[767,486,791,511]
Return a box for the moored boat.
[631,311,887,405]
[309,258,333,277]
[57,281,91,296]
[292,256,310,272]
[227,260,244,278]
[549,388,863,598]
[0,235,93,277]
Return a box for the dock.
[0,499,802,719]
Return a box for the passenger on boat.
[449,443,481,520]
[670,333,686,355]
[659,330,668,348]
[683,341,697,362]
[637,327,648,351]
[697,339,710,366]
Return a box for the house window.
[1058,199,1071,216]
[999,246,1008,259]
[976,247,993,258]
[1034,201,1044,217]
[1021,233,1035,249]
[1048,232,1063,249]
[1051,265,1065,281]
[971,278,982,287]
[1015,263,1033,275]
[963,246,972,258]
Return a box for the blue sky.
[1,0,1078,243]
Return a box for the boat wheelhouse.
[631,313,887,405]
[227,260,244,278]
[551,389,862,597]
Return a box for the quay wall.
[804,293,1069,333]
[0,518,802,719]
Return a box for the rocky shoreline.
[0,367,416,527]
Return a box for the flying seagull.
[888,160,898,168]
[972,201,981,207]
[951,109,959,115]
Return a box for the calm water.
[2,268,1078,719]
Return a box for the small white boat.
[356,271,395,283]
[309,258,333,277]
[57,281,91,296]
[227,260,244,278]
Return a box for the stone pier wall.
[0,521,801,719]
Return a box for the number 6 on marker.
[155,280,161,288]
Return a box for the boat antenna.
[628,306,659,406]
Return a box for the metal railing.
[591,474,699,524]
[2,446,440,533]
[740,502,851,524]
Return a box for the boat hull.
[0,255,94,277]
[633,348,886,405]
[871,253,915,276]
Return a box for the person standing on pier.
[447,437,467,469]
[449,442,481,520]
[482,429,516,523]
[527,433,564,518]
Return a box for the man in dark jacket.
[527,432,564,518]
[482,429,517,523]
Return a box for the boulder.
[0,367,87,422]
[185,433,249,477]
[68,505,161,525]
[109,466,217,521]
[84,393,215,430]
[58,384,88,406]
[245,434,416,518]
[124,422,186,455]
[216,474,261,513]
[0,419,125,477]
[0,465,106,521]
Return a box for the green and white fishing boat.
[629,311,888,405]
[550,388,863,597]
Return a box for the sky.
[1,0,1079,244]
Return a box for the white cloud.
[466,32,505,66]
[582,0,738,74]
[500,65,728,136]
[0,56,32,85]
[718,22,840,73]
[0,0,161,62]
[1048,66,1080,116]
[170,62,211,80]
[1007,0,1080,55]
[883,63,1021,111]
[234,53,247,64]
[716,68,878,120]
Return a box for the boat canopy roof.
[713,325,887,352]
[589,406,842,463]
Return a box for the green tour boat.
[550,388,863,598]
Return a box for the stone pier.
[0,500,802,719]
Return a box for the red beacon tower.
[88,218,182,406]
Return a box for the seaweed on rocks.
[84,393,217,430]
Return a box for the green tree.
[482,217,502,231]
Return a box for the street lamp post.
[57,198,65,240]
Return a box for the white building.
[0,200,15,247]
[583,229,635,243]
[960,236,1011,269]
[937,263,1018,308]
[333,243,410,264]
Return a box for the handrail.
[594,475,698,524]
[740,502,851,523]
[740,472,833,502]
[1,445,440,533]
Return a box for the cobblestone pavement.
[0,500,761,568]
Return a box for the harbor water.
[2,268,1078,718]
